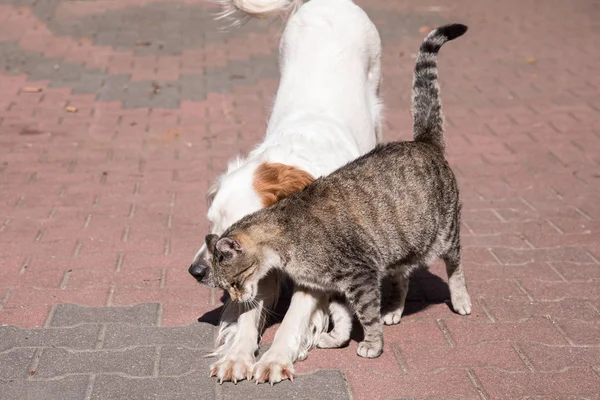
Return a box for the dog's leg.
[253,287,327,385]
[210,272,279,383]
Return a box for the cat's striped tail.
[412,24,468,150]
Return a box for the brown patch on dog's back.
[253,162,314,207]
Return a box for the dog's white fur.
[194,0,382,384]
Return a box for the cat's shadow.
[198,268,452,344]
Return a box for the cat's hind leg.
[381,271,409,325]
[344,271,383,358]
[318,295,352,349]
[442,244,472,316]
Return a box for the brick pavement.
[1,0,599,399]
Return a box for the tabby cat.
[205,24,471,358]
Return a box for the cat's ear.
[216,236,242,257]
[254,162,314,206]
[205,234,219,255]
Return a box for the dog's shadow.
[198,268,452,343]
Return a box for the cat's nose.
[189,262,207,281]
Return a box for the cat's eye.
[217,254,224,263]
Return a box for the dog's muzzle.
[188,260,216,287]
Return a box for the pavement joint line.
[518,197,537,213]
[83,214,92,229]
[517,233,535,249]
[60,269,72,290]
[546,219,564,234]
[19,256,31,275]
[121,226,130,243]
[48,206,57,219]
[27,348,43,379]
[95,324,107,350]
[548,265,568,282]
[128,203,136,218]
[115,253,125,272]
[487,249,503,265]
[153,346,162,377]
[160,269,167,289]
[72,240,83,257]
[574,207,592,221]
[584,250,600,265]
[587,302,600,316]
[514,279,534,302]
[0,217,9,232]
[84,374,96,400]
[475,298,496,323]
[546,316,575,346]
[510,342,536,372]
[0,288,12,311]
[44,304,57,328]
[466,368,489,400]
[156,303,164,326]
[163,237,171,255]
[34,229,44,243]
[490,209,507,223]
[435,319,455,348]
[105,286,115,306]
[391,344,409,374]
[14,194,24,208]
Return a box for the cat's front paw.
[210,352,254,384]
[382,309,403,325]
[253,351,294,385]
[451,291,472,316]
[356,339,383,358]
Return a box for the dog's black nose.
[189,263,207,280]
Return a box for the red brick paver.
[1,0,600,398]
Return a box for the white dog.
[189,0,383,384]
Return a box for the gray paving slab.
[50,304,160,327]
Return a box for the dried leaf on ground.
[65,106,78,113]
[419,25,435,34]
[152,82,160,94]
[525,57,537,64]
[22,87,43,93]
[167,129,182,137]
[136,40,152,46]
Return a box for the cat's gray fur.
[206,24,472,358]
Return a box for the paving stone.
[221,370,350,400]
[35,347,156,377]
[0,376,89,400]
[102,322,215,349]
[0,325,101,351]
[159,345,213,377]
[90,374,216,400]
[50,304,160,327]
[0,348,36,379]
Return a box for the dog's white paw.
[253,351,294,385]
[210,352,254,384]
[382,309,403,325]
[356,339,383,358]
[451,291,472,316]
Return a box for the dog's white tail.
[216,0,306,26]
